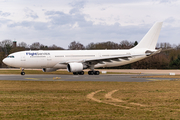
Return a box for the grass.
[1,80,180,119]
[0,69,73,75]
[0,69,137,75]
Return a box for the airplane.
[2,22,163,75]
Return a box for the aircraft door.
[21,53,26,61]
[98,53,101,57]
[47,55,52,67]
[20,53,26,67]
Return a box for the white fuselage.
[3,49,148,69]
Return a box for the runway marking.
[53,77,61,80]
[25,78,40,80]
[73,76,79,77]
[105,90,146,107]
[25,78,64,81]
[147,79,171,81]
[87,90,130,109]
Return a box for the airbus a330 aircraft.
[3,22,163,75]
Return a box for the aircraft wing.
[60,53,146,65]
[82,54,143,64]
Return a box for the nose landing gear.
[21,68,25,75]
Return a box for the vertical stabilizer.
[132,22,163,50]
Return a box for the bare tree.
[156,43,160,49]
[160,42,172,49]
[0,40,13,55]
[48,44,64,50]
[86,41,119,50]
[18,42,28,48]
[30,42,41,50]
[175,44,180,49]
[68,41,85,50]
[119,40,133,49]
[86,42,96,50]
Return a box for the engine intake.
[67,63,83,72]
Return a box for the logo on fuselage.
[26,52,50,56]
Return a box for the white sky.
[0,0,179,48]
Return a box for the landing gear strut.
[21,68,25,75]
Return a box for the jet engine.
[42,68,58,72]
[67,63,83,72]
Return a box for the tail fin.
[132,22,163,50]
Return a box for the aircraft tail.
[132,22,163,50]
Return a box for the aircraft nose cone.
[2,58,11,66]
[2,58,7,64]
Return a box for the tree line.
[0,39,180,69]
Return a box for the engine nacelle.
[42,68,58,72]
[67,63,83,72]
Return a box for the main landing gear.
[21,68,25,75]
[87,65,100,75]
[73,71,84,75]
[88,71,100,75]
[73,71,100,75]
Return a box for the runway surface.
[0,74,173,82]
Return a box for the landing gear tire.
[78,71,84,75]
[88,71,93,75]
[73,72,79,75]
[94,71,100,75]
[21,72,25,75]
[73,71,84,75]
[88,71,100,75]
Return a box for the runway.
[0,74,173,82]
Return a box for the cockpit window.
[7,56,14,58]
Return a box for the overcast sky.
[0,0,179,48]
